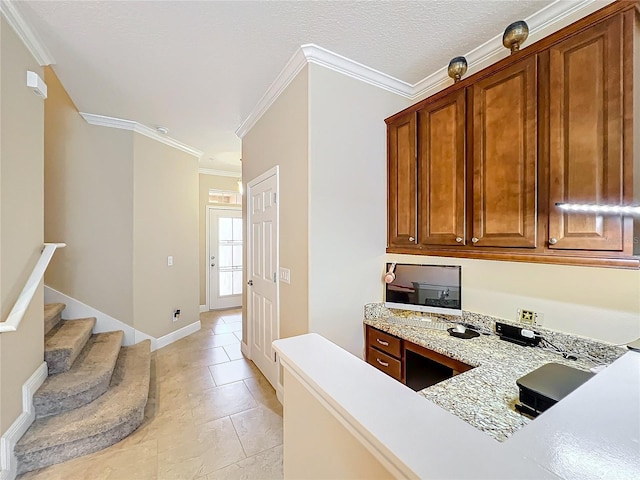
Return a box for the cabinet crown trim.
[236,0,613,138]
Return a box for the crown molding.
[79,113,203,159]
[237,0,609,136]
[0,0,54,66]
[199,168,242,178]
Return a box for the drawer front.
[366,327,401,358]
[367,347,402,381]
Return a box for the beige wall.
[44,68,200,339]
[44,67,135,326]
[198,173,241,306]
[133,135,199,338]
[242,66,310,341]
[307,64,409,356]
[0,17,46,433]
[387,254,640,344]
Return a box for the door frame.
[245,165,280,393]
[205,204,243,311]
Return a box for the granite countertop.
[364,317,600,442]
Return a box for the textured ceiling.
[15,0,557,172]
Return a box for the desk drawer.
[367,347,402,381]
[366,327,401,358]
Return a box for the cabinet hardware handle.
[376,358,389,367]
[455,237,463,243]
[376,339,389,346]
[549,238,558,245]
[471,237,479,243]
[408,236,415,242]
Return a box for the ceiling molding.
[236,0,607,136]
[235,47,308,139]
[0,0,54,66]
[80,113,203,159]
[198,168,242,178]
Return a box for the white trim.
[205,206,243,310]
[0,243,65,333]
[246,166,280,390]
[0,362,47,480]
[276,382,284,405]
[44,286,136,345]
[199,168,242,178]
[0,0,54,66]
[200,305,208,313]
[241,341,251,359]
[236,0,609,138]
[155,321,201,350]
[79,113,203,159]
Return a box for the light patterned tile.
[209,333,240,348]
[208,445,283,480]
[230,406,283,457]
[213,323,243,334]
[209,359,258,385]
[190,382,257,424]
[223,343,244,361]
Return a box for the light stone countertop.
[364,317,601,442]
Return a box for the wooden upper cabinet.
[547,15,624,251]
[388,113,417,247]
[417,90,466,246]
[471,56,538,248]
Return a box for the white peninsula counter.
[273,333,640,480]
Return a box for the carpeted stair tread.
[45,318,96,375]
[34,331,124,418]
[15,340,151,475]
[44,303,65,335]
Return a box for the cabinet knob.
[408,236,415,242]
[455,237,463,243]
[471,237,479,243]
[549,238,558,245]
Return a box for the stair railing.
[0,242,66,333]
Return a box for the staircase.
[15,303,151,475]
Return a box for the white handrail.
[0,242,66,333]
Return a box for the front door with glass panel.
[208,209,242,309]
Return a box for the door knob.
[247,280,254,286]
[471,237,479,243]
[408,236,415,242]
[549,238,558,245]
[455,237,463,243]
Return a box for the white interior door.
[208,208,243,310]
[247,170,279,389]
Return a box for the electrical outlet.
[173,309,181,322]
[517,309,543,326]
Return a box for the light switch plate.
[279,267,290,284]
[167,256,173,266]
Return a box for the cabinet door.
[471,56,538,248]
[547,16,623,251]
[417,90,466,246]
[388,113,417,246]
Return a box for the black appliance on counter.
[515,363,594,417]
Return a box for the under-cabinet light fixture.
[555,203,640,216]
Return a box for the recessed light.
[156,126,169,135]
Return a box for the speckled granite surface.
[364,303,626,442]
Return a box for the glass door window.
[218,217,243,297]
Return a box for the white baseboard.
[0,362,48,480]
[44,286,137,345]
[45,286,201,352]
[199,305,208,313]
[240,341,251,359]
[155,321,201,351]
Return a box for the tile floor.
[20,309,284,480]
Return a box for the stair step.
[45,318,96,375]
[43,303,65,335]
[34,331,124,418]
[16,340,151,475]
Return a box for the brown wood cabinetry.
[388,113,417,247]
[547,15,624,251]
[471,56,538,248]
[417,90,466,246]
[385,1,639,268]
[365,325,473,389]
